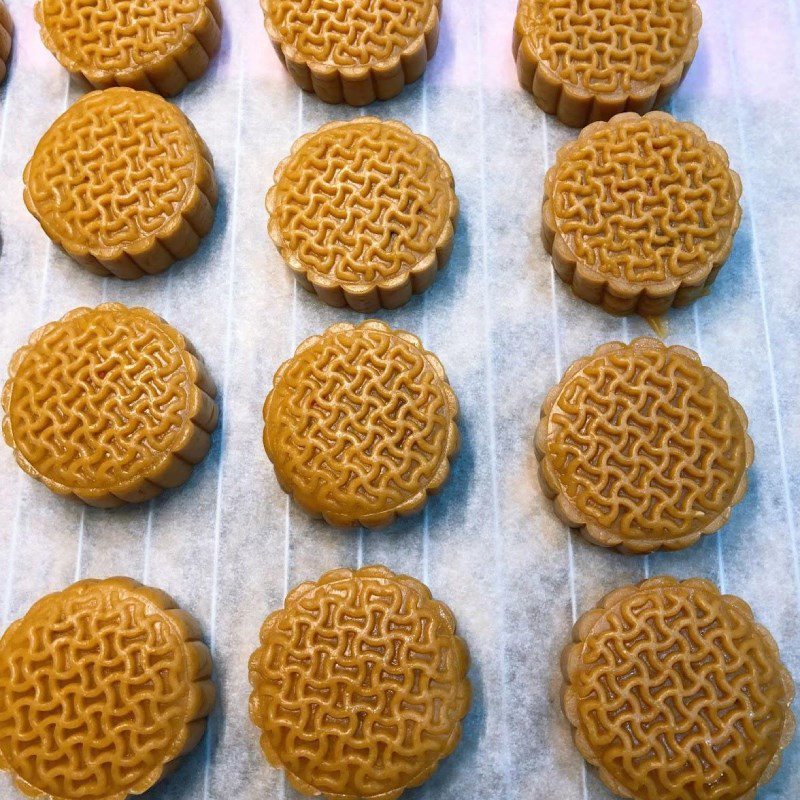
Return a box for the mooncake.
[562,576,795,800]
[249,565,471,800]
[513,0,702,127]
[0,1,12,84]
[24,87,217,279]
[34,0,222,96]
[262,320,459,527]
[261,0,440,105]
[536,338,753,553]
[268,118,457,311]
[0,577,215,800]
[2,303,218,507]
[543,112,742,316]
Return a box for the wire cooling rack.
[0,1,798,798]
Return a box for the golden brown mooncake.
[2,303,219,508]
[24,87,218,279]
[249,565,471,800]
[536,338,753,554]
[262,320,459,527]
[542,112,742,316]
[261,0,440,105]
[513,0,702,127]
[0,577,215,800]
[562,576,796,800]
[268,118,457,312]
[34,0,222,96]
[0,1,12,84]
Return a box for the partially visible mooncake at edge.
[543,112,741,316]
[513,0,702,127]
[261,0,441,105]
[249,565,471,800]
[0,1,12,84]
[536,337,753,553]
[34,0,222,95]
[2,303,219,507]
[563,576,795,800]
[268,118,457,311]
[263,320,459,527]
[24,88,218,278]
[0,577,215,800]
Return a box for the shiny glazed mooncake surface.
[562,577,796,800]
[2,303,218,507]
[0,1,12,84]
[0,577,215,800]
[513,0,701,126]
[263,321,459,527]
[543,112,742,315]
[24,88,217,278]
[34,0,222,95]
[536,338,752,553]
[268,118,457,311]
[249,566,471,800]
[261,0,441,104]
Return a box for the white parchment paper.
[0,1,798,798]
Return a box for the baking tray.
[0,0,798,798]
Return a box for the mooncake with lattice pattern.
[249,565,471,800]
[35,0,222,96]
[513,0,701,127]
[263,320,459,527]
[24,87,217,279]
[261,0,440,105]
[543,112,742,316]
[2,303,218,507]
[0,1,12,84]
[536,338,752,553]
[268,118,457,311]
[562,576,795,800]
[0,577,215,800]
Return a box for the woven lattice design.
[270,119,455,287]
[263,321,458,526]
[549,114,740,285]
[36,0,209,73]
[24,88,203,253]
[0,579,192,800]
[564,578,795,800]
[517,0,696,93]
[265,0,436,67]
[249,566,471,800]
[541,340,749,547]
[4,304,194,493]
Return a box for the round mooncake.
[513,0,702,127]
[0,577,215,800]
[0,1,12,84]
[268,118,457,311]
[543,112,742,316]
[2,303,219,507]
[536,338,753,553]
[24,87,218,279]
[562,576,795,800]
[34,0,222,96]
[263,320,459,527]
[249,565,471,800]
[261,0,441,105]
